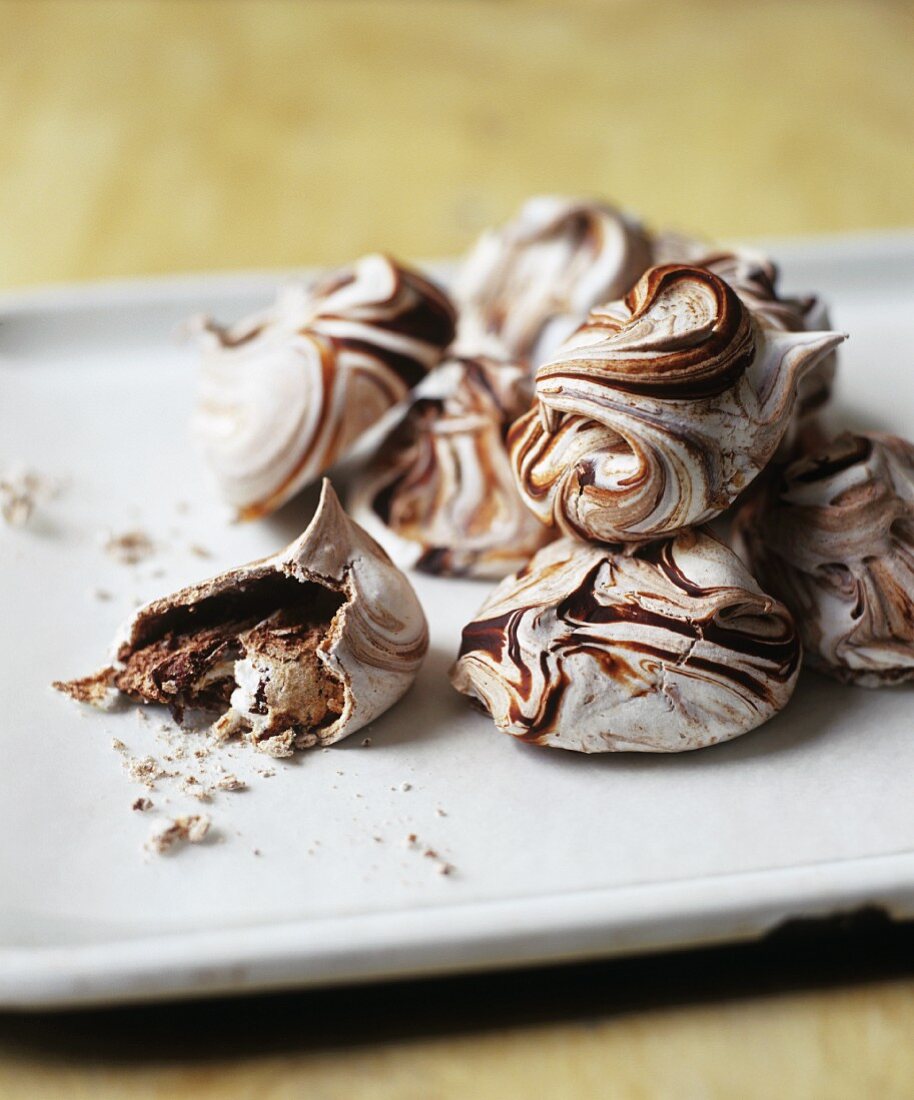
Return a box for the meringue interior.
[112,574,345,749]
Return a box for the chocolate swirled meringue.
[455,195,653,367]
[653,235,838,453]
[509,264,846,544]
[54,481,429,754]
[192,254,456,520]
[451,528,801,752]
[349,354,553,578]
[733,433,914,687]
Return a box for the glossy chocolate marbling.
[192,254,456,520]
[734,432,914,687]
[509,264,845,544]
[451,527,801,752]
[349,353,553,579]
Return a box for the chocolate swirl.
[192,254,456,519]
[733,433,914,686]
[451,528,800,752]
[455,195,653,367]
[653,235,838,450]
[349,354,553,578]
[509,264,845,543]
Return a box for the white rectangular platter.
[2,232,914,1009]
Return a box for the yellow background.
[2,0,913,290]
[2,0,914,1096]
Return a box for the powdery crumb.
[361,737,372,747]
[0,467,61,528]
[126,755,174,790]
[112,738,128,753]
[400,782,412,792]
[436,808,447,818]
[147,814,210,855]
[132,797,153,812]
[215,774,247,792]
[404,833,418,848]
[103,529,155,566]
[436,861,455,876]
[189,543,212,559]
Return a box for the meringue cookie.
[451,528,801,752]
[509,264,846,544]
[192,254,456,520]
[455,195,653,367]
[733,433,914,687]
[653,235,838,453]
[54,481,429,750]
[349,354,553,578]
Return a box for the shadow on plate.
[2,908,913,1065]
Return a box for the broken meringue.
[451,528,801,752]
[733,432,914,687]
[192,254,456,520]
[455,195,653,367]
[54,481,429,750]
[349,353,553,578]
[509,264,846,544]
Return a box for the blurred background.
[2,0,912,290]
[2,2,914,1097]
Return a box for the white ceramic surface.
[2,233,914,1009]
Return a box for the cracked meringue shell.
[192,254,456,520]
[349,353,553,578]
[509,264,846,544]
[733,432,914,687]
[455,195,653,367]
[451,527,801,752]
[54,481,429,749]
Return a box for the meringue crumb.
[126,755,173,789]
[361,737,372,747]
[255,731,295,758]
[215,774,246,792]
[0,467,60,528]
[252,848,261,856]
[400,782,412,792]
[103,529,155,566]
[93,588,114,602]
[405,833,418,847]
[436,808,447,817]
[147,814,210,854]
[111,738,128,752]
[189,544,212,558]
[436,862,455,876]
[132,797,153,812]
[373,835,383,843]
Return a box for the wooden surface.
[2,1,914,1096]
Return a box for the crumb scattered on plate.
[147,814,211,855]
[103,529,155,566]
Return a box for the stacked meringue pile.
[57,198,914,758]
